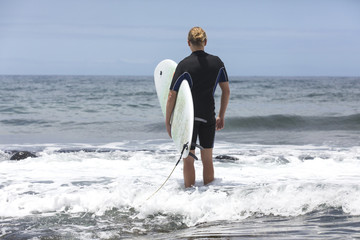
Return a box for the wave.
[225,114,360,131]
[0,140,359,240]
[147,114,360,133]
[0,119,53,126]
[1,143,360,240]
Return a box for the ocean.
[0,75,359,239]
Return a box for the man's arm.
[165,90,178,137]
[216,81,230,131]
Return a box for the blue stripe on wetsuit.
[171,72,193,91]
[212,67,228,96]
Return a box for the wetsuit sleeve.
[218,62,229,83]
[170,64,193,92]
[212,61,229,95]
[170,65,182,92]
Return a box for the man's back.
[171,50,228,122]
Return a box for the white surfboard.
[154,59,194,158]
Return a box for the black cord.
[146,143,188,201]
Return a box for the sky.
[0,0,359,76]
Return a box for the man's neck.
[191,46,204,52]
[189,42,205,52]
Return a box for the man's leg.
[183,150,196,188]
[201,148,214,185]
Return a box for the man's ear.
[187,40,191,47]
[204,39,207,46]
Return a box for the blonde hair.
[188,27,207,46]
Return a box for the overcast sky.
[0,0,359,76]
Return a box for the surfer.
[166,26,230,188]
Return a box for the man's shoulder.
[178,51,224,67]
[177,55,195,70]
[179,54,193,64]
[212,53,224,60]
[206,53,224,67]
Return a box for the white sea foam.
[0,141,359,229]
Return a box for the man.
[166,26,230,188]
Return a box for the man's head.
[188,26,207,50]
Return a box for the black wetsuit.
[170,50,228,149]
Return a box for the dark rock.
[215,155,239,162]
[10,151,37,161]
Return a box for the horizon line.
[1,74,359,78]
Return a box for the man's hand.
[166,121,172,138]
[216,116,225,131]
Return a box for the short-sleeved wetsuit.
[170,50,229,149]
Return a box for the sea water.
[0,75,360,239]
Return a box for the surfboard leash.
[146,142,189,201]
